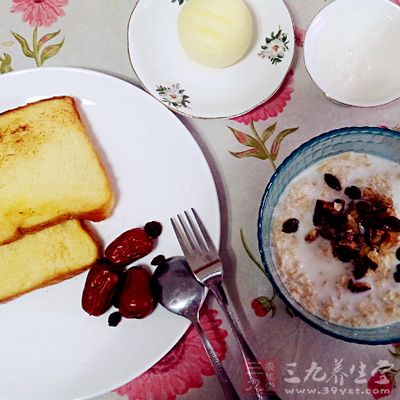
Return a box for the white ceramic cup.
[304,0,400,107]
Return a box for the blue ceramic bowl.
[258,127,400,344]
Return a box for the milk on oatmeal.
[272,152,400,327]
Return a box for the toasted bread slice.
[0,96,114,244]
[0,219,100,303]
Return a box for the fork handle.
[207,280,281,400]
[193,320,241,400]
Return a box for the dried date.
[118,267,156,319]
[82,259,121,316]
[105,222,162,266]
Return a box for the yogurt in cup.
[304,0,400,107]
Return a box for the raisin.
[324,173,342,191]
[353,260,369,280]
[319,228,334,240]
[396,248,400,261]
[313,200,337,226]
[347,279,371,293]
[331,214,347,229]
[282,218,299,233]
[347,201,356,211]
[144,221,163,239]
[151,254,166,266]
[367,217,382,233]
[335,246,355,263]
[364,256,378,271]
[394,271,400,283]
[344,186,361,200]
[108,312,122,327]
[396,264,400,272]
[373,202,388,214]
[382,216,400,232]
[313,200,325,226]
[355,201,373,215]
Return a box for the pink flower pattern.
[10,0,69,27]
[367,372,395,399]
[232,69,294,125]
[392,0,400,5]
[294,26,305,48]
[115,308,228,400]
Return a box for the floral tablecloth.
[1,1,400,399]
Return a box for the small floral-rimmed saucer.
[128,0,294,119]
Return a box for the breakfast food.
[82,221,162,326]
[0,220,99,303]
[117,267,155,319]
[105,221,162,266]
[0,96,114,244]
[82,259,122,316]
[178,0,253,68]
[272,152,400,327]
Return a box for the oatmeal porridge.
[272,152,400,327]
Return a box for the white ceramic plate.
[128,0,294,119]
[0,67,220,400]
[304,0,400,107]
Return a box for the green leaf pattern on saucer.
[156,84,191,108]
[259,26,289,65]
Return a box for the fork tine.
[177,214,200,254]
[170,217,193,258]
[185,210,208,253]
[191,208,218,254]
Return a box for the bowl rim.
[257,126,400,344]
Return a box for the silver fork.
[171,209,281,400]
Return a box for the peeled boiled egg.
[178,0,253,68]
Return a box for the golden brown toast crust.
[1,209,111,245]
[0,220,101,303]
[0,96,114,245]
